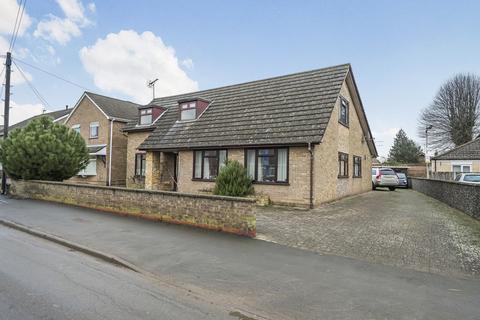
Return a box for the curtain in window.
[246,150,255,179]
[219,150,227,171]
[277,148,287,182]
[203,157,211,179]
[141,155,146,176]
[194,151,202,178]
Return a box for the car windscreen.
[463,175,480,182]
[380,169,396,175]
[396,173,406,178]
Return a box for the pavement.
[1,195,480,319]
[0,227,234,320]
[257,189,480,277]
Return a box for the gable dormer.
[138,105,166,125]
[178,98,210,121]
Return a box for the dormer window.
[140,108,153,125]
[180,102,197,120]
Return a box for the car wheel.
[388,187,396,191]
[372,183,376,190]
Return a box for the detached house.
[64,92,140,186]
[127,64,377,207]
[431,137,480,175]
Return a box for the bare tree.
[418,73,480,151]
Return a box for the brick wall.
[10,180,256,237]
[411,178,480,220]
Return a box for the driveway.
[257,189,480,277]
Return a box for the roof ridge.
[85,91,140,106]
[150,63,351,103]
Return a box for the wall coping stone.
[24,180,256,203]
[411,177,480,188]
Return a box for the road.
[0,226,239,320]
[1,196,480,319]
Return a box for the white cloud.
[80,30,198,104]
[34,16,81,45]
[0,0,32,36]
[181,58,194,69]
[6,101,44,125]
[34,0,92,45]
[87,2,96,13]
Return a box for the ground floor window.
[245,148,288,183]
[79,157,97,176]
[353,155,362,178]
[135,153,146,177]
[193,150,227,180]
[452,164,471,174]
[338,152,349,178]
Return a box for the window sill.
[338,175,349,179]
[353,176,362,178]
[338,120,349,128]
[89,137,99,140]
[192,178,216,182]
[252,181,290,186]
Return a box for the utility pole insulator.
[2,52,11,194]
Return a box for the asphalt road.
[0,226,239,320]
[1,197,480,319]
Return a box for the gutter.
[108,119,114,186]
[308,142,314,209]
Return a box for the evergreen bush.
[213,160,253,197]
[0,116,90,181]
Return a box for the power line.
[13,57,90,91]
[13,60,51,109]
[10,0,27,52]
[8,0,22,51]
[9,0,27,52]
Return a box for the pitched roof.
[0,108,71,137]
[432,137,480,160]
[83,92,140,121]
[139,64,375,153]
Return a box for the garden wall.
[9,180,256,237]
[411,178,480,220]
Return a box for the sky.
[1,0,479,157]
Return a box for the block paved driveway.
[257,189,480,278]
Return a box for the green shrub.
[0,116,90,181]
[213,160,254,197]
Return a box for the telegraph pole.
[2,52,11,194]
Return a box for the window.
[135,153,146,177]
[453,164,471,173]
[180,102,197,120]
[140,108,153,125]
[339,98,349,126]
[245,148,288,183]
[193,150,227,180]
[353,156,362,178]
[79,157,96,176]
[72,124,80,134]
[89,122,99,138]
[338,152,349,178]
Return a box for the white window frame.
[72,124,80,134]
[180,102,197,121]
[451,161,472,173]
[89,122,99,139]
[139,108,153,125]
[78,157,97,176]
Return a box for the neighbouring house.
[0,108,72,137]
[431,137,480,178]
[129,64,377,207]
[63,92,140,186]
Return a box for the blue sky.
[1,0,479,157]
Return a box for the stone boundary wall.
[10,180,256,237]
[411,178,480,220]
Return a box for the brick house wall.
[313,79,372,205]
[63,96,129,186]
[432,159,480,173]
[126,131,150,188]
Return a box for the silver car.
[371,167,399,191]
[454,173,480,184]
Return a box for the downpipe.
[308,142,314,209]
